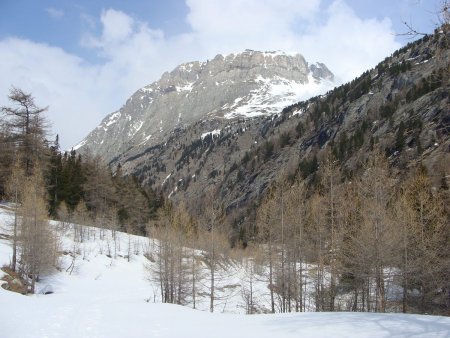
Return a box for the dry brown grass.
[1,266,27,294]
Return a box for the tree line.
[146,147,448,315]
[0,87,162,293]
[1,87,448,315]
[251,149,448,315]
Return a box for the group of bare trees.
[148,203,194,305]
[144,146,448,315]
[253,150,448,314]
[1,87,60,293]
[147,193,235,313]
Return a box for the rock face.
[113,30,449,220]
[75,50,334,163]
[73,31,449,226]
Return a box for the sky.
[0,0,444,149]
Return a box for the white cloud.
[186,0,320,40]
[99,9,134,44]
[0,1,401,149]
[185,0,400,81]
[297,0,400,81]
[0,38,108,149]
[81,10,183,100]
[45,7,64,19]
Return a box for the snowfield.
[0,207,449,338]
[223,74,335,119]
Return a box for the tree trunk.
[11,202,18,272]
[210,222,215,313]
[210,263,214,313]
[192,248,196,309]
[269,243,275,313]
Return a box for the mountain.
[112,29,449,220]
[75,30,449,227]
[75,50,334,163]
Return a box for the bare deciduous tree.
[19,167,59,293]
[5,156,26,272]
[256,187,278,313]
[148,202,195,306]
[1,87,49,175]
[357,151,396,313]
[401,168,449,313]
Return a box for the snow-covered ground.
[0,207,449,338]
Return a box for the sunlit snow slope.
[0,207,449,338]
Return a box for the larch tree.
[318,151,343,311]
[1,87,49,175]
[338,181,367,311]
[170,202,192,305]
[402,168,449,313]
[305,191,328,311]
[72,200,91,242]
[284,180,308,312]
[199,187,221,313]
[148,203,173,303]
[256,187,278,313]
[148,202,192,305]
[0,121,14,198]
[5,156,26,272]
[357,151,396,312]
[180,204,202,309]
[19,166,59,293]
[239,244,262,314]
[392,184,416,313]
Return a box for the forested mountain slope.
[95,29,450,317]
[122,28,449,222]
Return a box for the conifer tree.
[47,135,63,217]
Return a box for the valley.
[0,2,449,337]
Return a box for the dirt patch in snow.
[1,266,26,295]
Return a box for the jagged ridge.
[75,50,334,163]
[121,30,449,219]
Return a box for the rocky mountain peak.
[75,50,335,163]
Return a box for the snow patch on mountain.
[75,50,336,163]
[176,82,194,92]
[224,74,334,119]
[201,129,221,140]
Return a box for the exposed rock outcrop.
[75,50,334,163]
